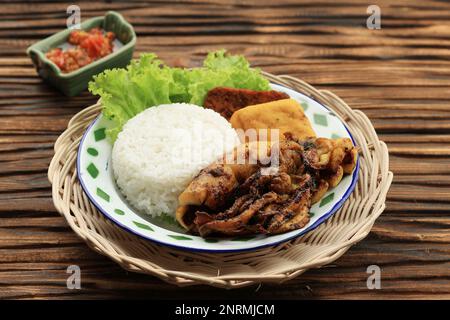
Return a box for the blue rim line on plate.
[76,85,360,253]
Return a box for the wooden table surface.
[1,0,449,300]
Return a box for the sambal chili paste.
[46,28,115,73]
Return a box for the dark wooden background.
[1,0,449,299]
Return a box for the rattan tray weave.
[48,73,393,288]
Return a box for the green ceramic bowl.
[27,11,136,96]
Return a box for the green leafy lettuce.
[88,50,270,140]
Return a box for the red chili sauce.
[46,28,115,73]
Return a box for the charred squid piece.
[277,139,304,174]
[269,172,292,194]
[342,147,358,174]
[175,205,192,230]
[303,137,356,174]
[223,140,272,183]
[213,194,255,220]
[327,138,354,172]
[176,204,216,232]
[235,170,271,197]
[239,170,292,197]
[324,165,344,188]
[290,173,312,190]
[311,179,329,205]
[265,187,311,234]
[178,163,238,211]
[270,202,310,234]
[256,202,283,219]
[197,192,279,237]
[303,138,333,170]
[251,193,291,225]
[194,211,214,226]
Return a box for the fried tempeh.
[203,87,289,119]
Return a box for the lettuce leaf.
[88,50,270,141]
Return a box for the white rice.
[112,103,240,217]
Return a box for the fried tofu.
[229,98,316,142]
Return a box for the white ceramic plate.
[77,83,359,252]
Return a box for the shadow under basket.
[48,73,393,288]
[27,11,136,97]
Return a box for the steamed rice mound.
[112,103,239,217]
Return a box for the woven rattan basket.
[48,73,393,288]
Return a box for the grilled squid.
[176,134,357,236]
